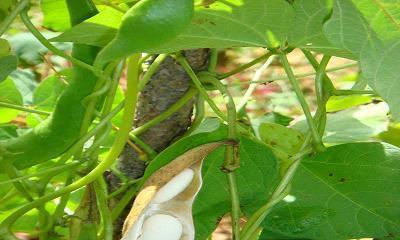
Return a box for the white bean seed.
[152,168,194,204]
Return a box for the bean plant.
[0,0,399,240]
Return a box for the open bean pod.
[121,142,225,240]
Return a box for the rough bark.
[108,49,210,238]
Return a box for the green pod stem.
[95,0,194,70]
[0,1,100,170]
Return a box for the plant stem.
[0,101,51,115]
[107,178,141,199]
[227,172,241,240]
[315,55,331,104]
[301,50,335,91]
[0,0,29,36]
[86,61,124,165]
[236,55,274,112]
[208,48,219,73]
[184,95,205,136]
[201,75,241,239]
[331,89,376,96]
[232,62,357,86]
[218,52,274,80]
[2,159,33,201]
[279,53,325,152]
[176,52,227,121]
[94,177,113,240]
[0,161,83,185]
[20,10,95,73]
[313,55,331,138]
[0,54,141,237]
[54,101,124,167]
[138,54,167,90]
[128,134,158,160]
[129,87,197,137]
[240,148,312,240]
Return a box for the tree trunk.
[108,49,210,238]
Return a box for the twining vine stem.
[241,52,334,239]
[19,9,95,72]
[232,62,357,86]
[176,52,228,121]
[218,51,273,80]
[279,52,325,152]
[0,101,51,115]
[0,54,141,239]
[0,0,29,36]
[236,54,275,112]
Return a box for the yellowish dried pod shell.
[121,141,225,240]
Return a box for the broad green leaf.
[251,112,294,135]
[323,0,400,120]
[0,54,17,83]
[0,38,11,57]
[154,0,294,52]
[289,0,354,59]
[139,123,279,239]
[10,69,37,105]
[51,22,117,47]
[0,77,23,104]
[41,0,70,31]
[259,123,304,160]
[0,124,17,141]
[263,142,400,239]
[50,6,122,47]
[141,124,228,180]
[7,32,71,65]
[33,71,69,111]
[326,95,373,112]
[294,103,389,144]
[378,124,400,148]
[0,0,16,24]
[193,136,279,239]
[191,117,223,135]
[51,0,295,51]
[0,78,23,123]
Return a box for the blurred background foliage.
[0,2,398,239]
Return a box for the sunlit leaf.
[263,142,400,239]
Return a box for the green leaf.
[140,124,228,181]
[193,136,279,239]
[263,142,400,239]
[51,22,117,47]
[251,112,294,134]
[294,103,389,144]
[0,124,17,141]
[0,54,17,83]
[0,38,11,57]
[95,0,194,68]
[0,78,23,123]
[326,95,373,112]
[33,71,69,111]
[50,6,123,47]
[289,0,354,58]
[10,69,37,105]
[378,124,400,148]
[51,0,295,52]
[259,123,304,160]
[323,0,400,120]
[7,32,71,65]
[153,0,294,52]
[41,0,70,31]
[0,0,16,24]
